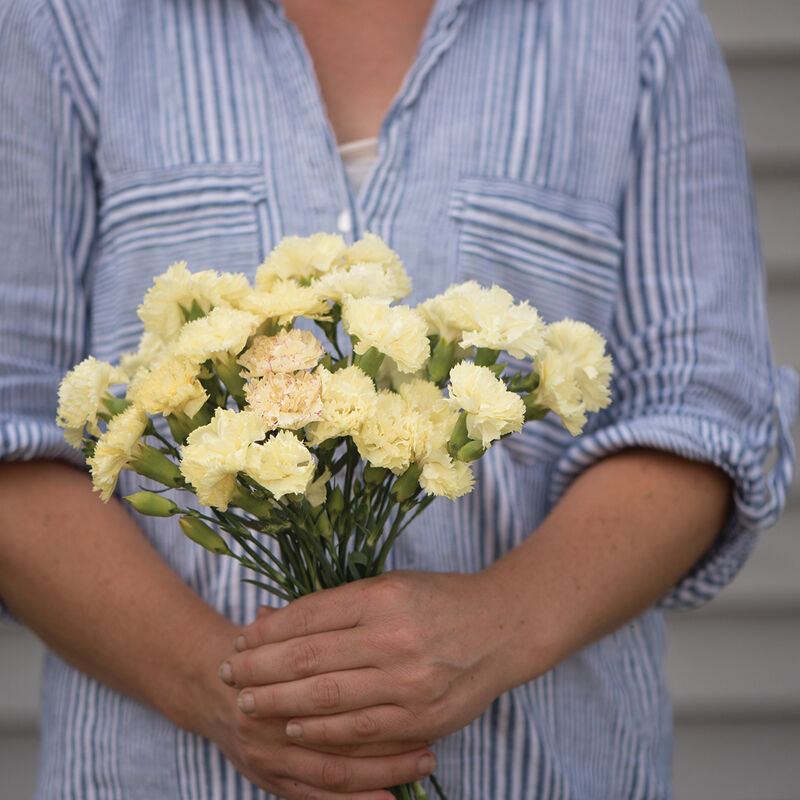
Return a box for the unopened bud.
[131,446,183,488]
[124,491,179,517]
[447,412,470,457]
[353,346,385,380]
[179,516,231,555]
[391,463,422,502]
[428,338,456,384]
[328,486,345,520]
[364,465,388,485]
[456,440,485,462]
[523,394,549,422]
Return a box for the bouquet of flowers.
[56,233,612,800]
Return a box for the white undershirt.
[338,136,379,194]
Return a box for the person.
[0,0,796,798]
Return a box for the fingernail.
[417,754,437,776]
[234,635,247,652]
[285,722,303,739]
[218,662,234,686]
[237,692,255,714]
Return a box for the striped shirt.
[1,0,797,797]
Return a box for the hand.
[198,624,436,799]
[220,570,531,755]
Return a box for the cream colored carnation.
[255,234,346,288]
[245,371,323,430]
[57,357,129,447]
[244,430,316,499]
[544,319,613,412]
[88,405,148,501]
[534,349,586,436]
[240,280,330,326]
[448,361,525,447]
[138,261,251,341]
[416,281,487,341]
[342,233,401,268]
[351,390,415,472]
[238,330,325,378]
[342,296,430,374]
[127,355,208,419]
[314,260,411,304]
[180,409,266,508]
[419,449,475,499]
[460,296,546,359]
[173,307,260,365]
[397,379,459,458]
[304,365,378,445]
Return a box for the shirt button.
[337,209,352,234]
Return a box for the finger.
[236,582,369,650]
[300,738,430,758]
[278,744,437,795]
[223,628,373,687]
[284,705,425,747]
[236,668,392,719]
[273,776,395,800]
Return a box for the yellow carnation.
[352,390,415,473]
[397,379,459,458]
[255,234,346,288]
[173,307,260,365]
[88,405,148,501]
[419,449,475,499]
[460,295,546,359]
[448,361,525,447]
[244,430,316,499]
[342,296,430,374]
[138,261,251,341]
[118,332,166,378]
[304,365,378,445]
[543,319,613,412]
[127,355,208,419]
[534,349,586,436]
[416,281,487,342]
[240,280,330,326]
[342,233,401,268]
[245,371,323,430]
[179,409,266,509]
[57,357,129,447]
[314,260,411,304]
[238,330,325,378]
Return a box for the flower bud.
[179,516,231,555]
[215,355,246,401]
[474,347,499,367]
[447,411,470,457]
[363,465,388,486]
[315,510,332,539]
[124,491,179,517]
[456,440,485,463]
[428,338,456,384]
[328,486,345,520]
[131,445,183,488]
[523,393,549,422]
[232,487,275,518]
[391,463,422,502]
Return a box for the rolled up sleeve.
[549,0,798,610]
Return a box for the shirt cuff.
[547,366,798,611]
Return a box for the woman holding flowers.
[0,1,796,799]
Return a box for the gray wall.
[1,1,798,798]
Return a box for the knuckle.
[320,756,349,791]
[353,709,380,738]
[289,640,320,677]
[311,676,341,710]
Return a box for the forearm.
[482,447,732,688]
[0,460,237,734]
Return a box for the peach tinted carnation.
[245,371,323,430]
[238,330,325,378]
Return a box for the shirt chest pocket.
[91,163,270,360]
[449,177,623,460]
[449,177,623,336]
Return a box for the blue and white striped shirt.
[1,0,797,797]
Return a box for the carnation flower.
[416,281,487,342]
[57,357,129,447]
[543,319,613,412]
[342,296,430,374]
[127,355,208,419]
[342,233,401,268]
[240,280,330,326]
[460,296,545,359]
[180,409,266,509]
[419,449,475,499]
[138,261,251,341]
[351,390,415,473]
[255,234,346,288]
[314,260,411,304]
[88,405,148,501]
[397,379,459,459]
[118,332,166,378]
[304,365,378,445]
[173,307,260,365]
[244,430,316,499]
[238,330,325,378]
[448,361,525,447]
[245,371,323,430]
[534,349,587,436]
